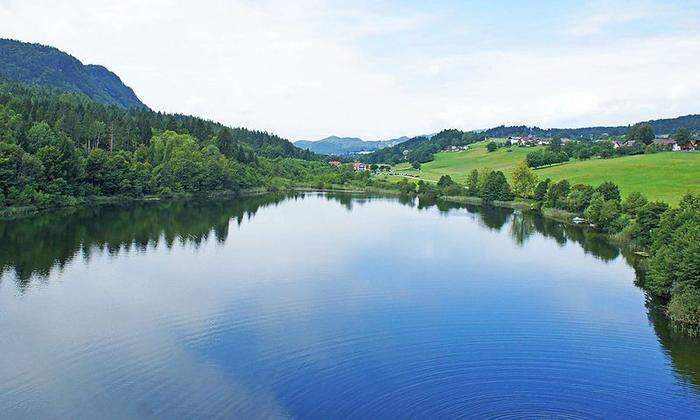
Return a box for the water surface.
[1,193,699,418]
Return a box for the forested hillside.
[0,78,355,212]
[481,114,700,139]
[0,77,312,159]
[365,129,484,165]
[363,135,430,164]
[0,39,145,109]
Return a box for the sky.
[1,0,700,141]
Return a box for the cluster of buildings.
[612,140,639,149]
[327,161,382,171]
[612,136,697,151]
[660,134,697,151]
[351,162,371,171]
[442,145,470,152]
[508,135,570,146]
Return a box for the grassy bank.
[0,188,269,221]
[541,207,579,223]
[440,195,539,212]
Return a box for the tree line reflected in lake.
[1,192,698,390]
[0,194,290,286]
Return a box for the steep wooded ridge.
[0,38,145,109]
[0,39,311,160]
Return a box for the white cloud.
[416,33,700,128]
[562,0,661,37]
[0,0,699,140]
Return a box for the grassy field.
[537,152,700,205]
[386,141,700,204]
[391,141,540,183]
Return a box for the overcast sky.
[2,0,699,140]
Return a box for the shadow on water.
[648,304,700,391]
[1,192,699,389]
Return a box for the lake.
[1,193,699,419]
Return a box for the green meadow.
[537,152,700,205]
[391,141,538,182]
[387,141,700,205]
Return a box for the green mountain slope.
[0,38,145,109]
[0,39,310,159]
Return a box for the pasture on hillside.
[537,152,700,205]
[391,141,538,183]
[386,142,700,204]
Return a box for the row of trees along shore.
[395,160,700,332]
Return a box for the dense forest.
[0,78,312,160]
[0,77,384,212]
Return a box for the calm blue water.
[1,193,699,419]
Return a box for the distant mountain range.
[294,135,410,155]
[0,38,146,109]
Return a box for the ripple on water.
[1,290,694,418]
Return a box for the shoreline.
[0,184,598,229]
[0,184,402,221]
[0,187,271,221]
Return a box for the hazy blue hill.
[0,38,145,109]
[295,135,409,155]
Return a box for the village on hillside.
[506,134,697,151]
